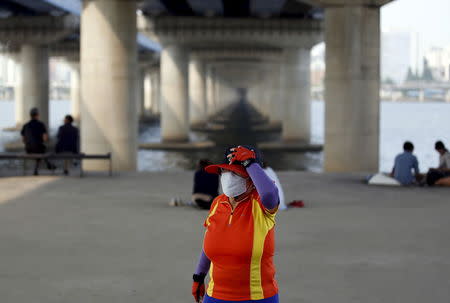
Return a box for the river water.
[1,100,449,172]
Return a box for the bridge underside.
[0,0,391,172]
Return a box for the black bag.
[426,170,445,186]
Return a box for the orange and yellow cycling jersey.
[203,189,278,301]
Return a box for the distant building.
[381,31,412,84]
[308,31,417,85]
[425,47,450,82]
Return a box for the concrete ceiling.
[140,0,321,19]
[0,0,66,16]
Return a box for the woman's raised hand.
[228,146,256,166]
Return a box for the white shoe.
[169,197,185,207]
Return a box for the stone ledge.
[2,126,21,132]
[139,141,215,151]
[258,141,323,152]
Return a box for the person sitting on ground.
[262,161,287,210]
[20,108,56,175]
[55,115,79,175]
[390,141,421,185]
[191,159,220,210]
[426,141,450,186]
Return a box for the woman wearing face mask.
[192,145,280,303]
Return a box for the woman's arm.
[192,250,210,302]
[246,163,279,210]
[194,250,211,275]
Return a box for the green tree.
[421,58,434,82]
[382,77,395,85]
[405,67,417,82]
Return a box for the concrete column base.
[21,44,49,127]
[81,0,138,171]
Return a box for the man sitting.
[391,141,420,185]
[20,108,55,175]
[55,115,79,175]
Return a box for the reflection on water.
[1,100,450,172]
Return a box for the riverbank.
[0,171,449,303]
[1,100,450,171]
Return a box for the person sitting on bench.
[55,115,80,175]
[20,108,56,175]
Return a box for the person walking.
[192,145,280,303]
[55,115,79,175]
[20,108,55,175]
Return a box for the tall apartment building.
[381,30,413,84]
[425,46,450,82]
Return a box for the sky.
[381,0,450,50]
[313,0,450,61]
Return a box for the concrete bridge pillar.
[160,45,189,141]
[212,70,219,114]
[136,66,145,121]
[269,63,282,123]
[147,67,160,115]
[324,4,380,172]
[21,44,49,127]
[221,81,237,108]
[151,68,161,114]
[69,62,80,123]
[206,66,215,117]
[81,0,138,171]
[261,68,273,118]
[214,69,232,113]
[11,57,24,128]
[189,57,207,126]
[282,47,311,142]
[143,69,153,116]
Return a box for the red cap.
[205,163,249,178]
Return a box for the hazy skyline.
[382,0,450,50]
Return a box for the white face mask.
[220,171,247,198]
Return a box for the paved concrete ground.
[0,172,449,303]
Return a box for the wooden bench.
[0,153,112,177]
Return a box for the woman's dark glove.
[228,146,256,167]
[192,273,206,302]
